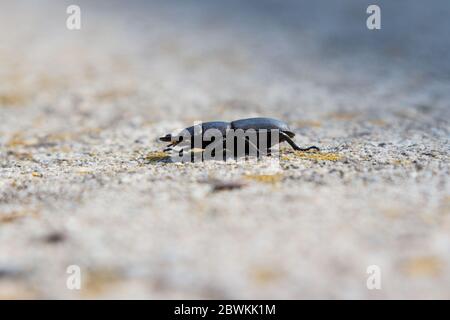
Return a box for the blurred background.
[0,0,449,299]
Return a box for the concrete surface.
[0,0,449,299]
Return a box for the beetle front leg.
[280,132,320,152]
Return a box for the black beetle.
[160,117,319,158]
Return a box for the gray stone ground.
[0,0,449,299]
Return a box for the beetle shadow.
[148,148,281,164]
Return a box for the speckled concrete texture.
[0,0,449,299]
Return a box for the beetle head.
[160,126,194,151]
[159,134,173,142]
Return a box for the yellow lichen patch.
[0,210,39,224]
[0,92,28,106]
[6,133,39,148]
[146,151,171,163]
[295,120,322,127]
[81,269,123,298]
[77,168,93,174]
[390,159,412,166]
[402,256,443,277]
[244,173,283,184]
[251,267,283,285]
[282,151,342,162]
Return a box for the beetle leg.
[163,142,176,152]
[163,138,186,152]
[245,136,260,157]
[280,132,320,152]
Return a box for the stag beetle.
[159,117,319,159]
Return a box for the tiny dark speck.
[213,181,245,192]
[43,232,67,244]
